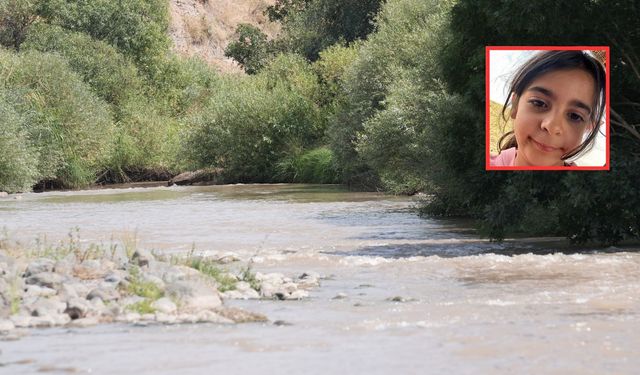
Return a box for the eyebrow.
[527,86,592,114]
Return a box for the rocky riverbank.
[0,245,321,340]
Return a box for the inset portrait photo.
[485,46,610,170]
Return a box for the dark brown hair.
[497,50,606,161]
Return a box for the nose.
[540,111,563,135]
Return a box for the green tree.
[425,0,640,243]
[273,0,384,61]
[224,23,272,75]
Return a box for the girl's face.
[511,68,595,166]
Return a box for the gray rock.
[115,312,141,324]
[65,298,92,320]
[131,249,154,267]
[28,316,56,328]
[25,258,55,277]
[0,319,15,332]
[297,272,321,289]
[24,285,57,298]
[87,286,120,302]
[10,315,32,328]
[214,307,268,323]
[141,274,165,291]
[155,312,176,324]
[196,310,233,324]
[104,270,128,285]
[67,317,99,328]
[151,298,177,314]
[25,272,64,289]
[58,283,79,299]
[29,297,66,317]
[160,265,201,283]
[119,295,145,308]
[0,191,7,197]
[287,290,309,300]
[165,280,221,313]
[140,313,155,321]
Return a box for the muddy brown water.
[1,184,638,374]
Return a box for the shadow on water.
[325,239,640,258]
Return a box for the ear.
[509,93,519,119]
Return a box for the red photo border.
[485,46,610,171]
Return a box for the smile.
[530,137,561,153]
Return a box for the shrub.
[0,49,113,188]
[37,0,170,73]
[184,75,323,182]
[0,90,39,193]
[22,23,143,106]
[276,147,339,183]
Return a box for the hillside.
[168,0,279,74]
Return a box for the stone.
[104,270,128,285]
[29,297,67,317]
[155,312,176,324]
[160,265,201,283]
[287,290,309,300]
[120,295,145,308]
[10,315,32,328]
[214,307,268,323]
[0,191,7,197]
[25,272,64,289]
[176,314,198,324]
[24,285,57,298]
[65,298,92,320]
[140,313,155,321]
[131,249,154,267]
[297,272,321,289]
[196,310,233,324]
[165,280,221,313]
[67,317,99,328]
[72,260,112,280]
[87,287,120,302]
[58,283,79,299]
[151,298,177,315]
[29,316,56,328]
[0,319,15,332]
[25,259,55,277]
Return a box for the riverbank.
[0,237,322,340]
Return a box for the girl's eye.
[528,99,547,109]
[568,112,585,123]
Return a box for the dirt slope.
[168,0,279,74]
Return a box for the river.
[1,184,639,374]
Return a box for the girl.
[491,50,606,167]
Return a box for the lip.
[530,137,561,153]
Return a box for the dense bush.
[22,23,143,106]
[424,0,640,243]
[184,73,323,182]
[0,49,114,188]
[37,0,170,73]
[276,147,339,183]
[328,0,454,191]
[0,91,39,193]
[271,0,383,61]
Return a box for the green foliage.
[329,0,455,191]
[224,23,272,75]
[275,0,383,61]
[37,0,170,73]
[0,91,39,193]
[425,0,640,244]
[22,23,143,106]
[0,49,114,188]
[276,147,339,183]
[127,266,164,300]
[184,67,323,182]
[0,0,38,50]
[312,43,359,107]
[189,258,237,292]
[259,53,322,103]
